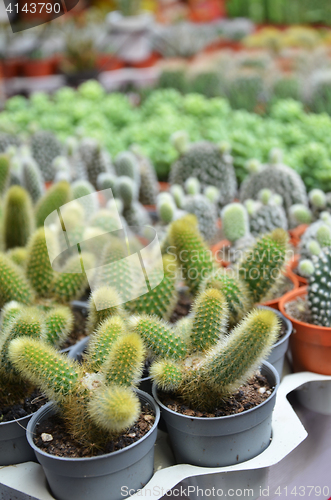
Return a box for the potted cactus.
[279,248,331,376]
[8,314,160,500]
[130,288,280,467]
[0,302,74,465]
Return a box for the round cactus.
[222,203,250,244]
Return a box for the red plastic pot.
[210,239,231,267]
[279,287,331,375]
[288,224,309,247]
[97,54,125,72]
[1,58,22,78]
[130,52,160,68]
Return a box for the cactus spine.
[308,247,331,327]
[35,181,71,227]
[0,154,10,194]
[3,186,34,250]
[25,228,56,297]
[0,254,34,307]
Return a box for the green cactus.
[0,154,10,195]
[3,186,35,250]
[114,176,135,210]
[170,184,185,208]
[185,177,200,195]
[126,255,178,320]
[7,247,28,267]
[51,252,95,304]
[237,228,288,304]
[289,204,312,227]
[9,313,147,445]
[86,315,126,371]
[200,268,252,325]
[21,157,44,203]
[149,299,280,410]
[169,215,216,296]
[115,151,141,192]
[30,130,63,182]
[316,225,331,248]
[35,181,72,227]
[183,194,218,242]
[221,203,250,243]
[249,202,288,237]
[0,301,22,331]
[41,306,74,347]
[130,315,188,360]
[307,247,331,327]
[157,195,176,224]
[72,180,99,216]
[86,286,127,335]
[0,253,34,307]
[25,228,57,297]
[309,189,326,210]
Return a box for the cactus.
[0,253,34,307]
[309,189,326,210]
[86,286,127,335]
[41,306,74,347]
[240,149,308,216]
[114,176,135,210]
[169,215,216,296]
[51,252,95,304]
[126,255,178,320]
[185,177,200,195]
[0,154,10,195]
[237,228,288,304]
[170,184,185,208]
[79,139,113,189]
[86,315,126,371]
[183,194,218,242]
[25,228,57,297]
[114,151,141,194]
[21,156,45,203]
[307,247,331,327]
[7,247,28,267]
[170,141,237,208]
[3,186,34,250]
[249,202,288,237]
[157,195,176,224]
[316,225,331,248]
[148,295,280,410]
[97,172,116,191]
[8,314,147,445]
[221,203,250,243]
[288,204,312,228]
[72,179,99,216]
[30,131,63,182]
[200,268,251,325]
[131,147,159,206]
[35,181,71,228]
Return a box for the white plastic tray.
[1,372,331,500]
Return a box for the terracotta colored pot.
[288,224,309,247]
[279,287,331,375]
[97,54,125,72]
[210,239,230,267]
[158,182,170,192]
[288,254,308,287]
[130,52,160,68]
[22,58,54,77]
[260,268,300,310]
[1,58,22,78]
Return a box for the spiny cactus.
[115,151,141,193]
[169,215,217,296]
[306,248,331,327]
[35,181,71,227]
[41,306,74,347]
[0,154,10,195]
[170,140,237,207]
[240,149,308,216]
[9,317,147,445]
[86,316,126,371]
[157,194,176,224]
[237,228,288,304]
[222,203,250,244]
[131,147,159,206]
[316,225,331,248]
[79,139,113,189]
[170,184,185,208]
[3,186,34,250]
[86,286,127,335]
[0,253,34,307]
[72,179,99,216]
[25,228,57,297]
[200,268,251,325]
[183,194,218,242]
[30,131,63,182]
[126,255,178,321]
[288,204,312,228]
[7,247,28,268]
[21,156,45,203]
[249,202,288,237]
[145,290,280,410]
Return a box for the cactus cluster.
[30,131,63,183]
[170,139,237,208]
[240,149,308,216]
[131,290,280,410]
[8,314,146,446]
[114,175,151,227]
[0,303,73,406]
[79,138,114,189]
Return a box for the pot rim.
[152,360,279,423]
[26,389,160,463]
[279,286,331,332]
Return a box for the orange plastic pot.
[22,59,54,77]
[260,268,300,310]
[158,182,170,192]
[210,239,230,267]
[288,224,309,247]
[279,287,331,375]
[288,254,308,287]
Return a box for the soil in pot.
[32,403,155,458]
[0,387,47,423]
[284,295,312,324]
[158,371,274,418]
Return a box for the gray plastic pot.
[0,413,37,466]
[26,389,160,500]
[259,306,292,379]
[68,336,153,395]
[152,361,279,467]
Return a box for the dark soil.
[0,389,47,423]
[285,296,312,324]
[169,290,192,323]
[158,372,274,418]
[33,404,155,458]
